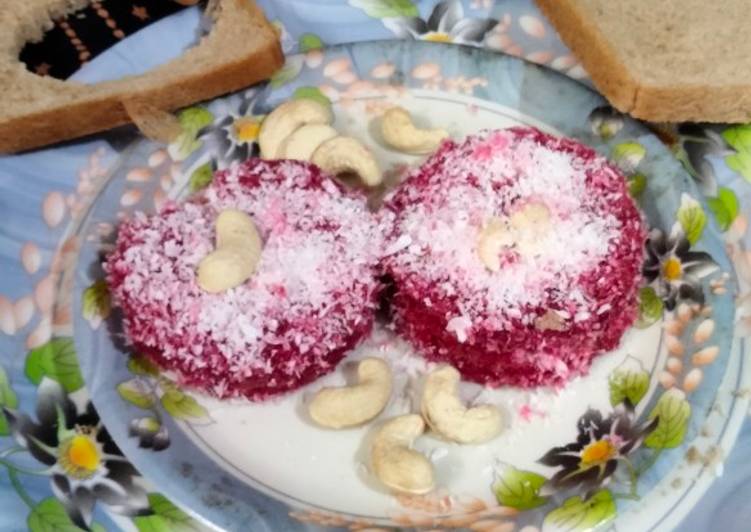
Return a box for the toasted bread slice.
[536,0,751,123]
[0,0,283,153]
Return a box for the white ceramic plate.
[72,41,741,531]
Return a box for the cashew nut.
[381,106,449,155]
[311,136,383,187]
[477,217,514,272]
[259,99,333,159]
[421,366,503,444]
[197,210,262,293]
[476,202,552,271]
[308,358,392,428]
[279,124,338,161]
[370,414,434,495]
[510,202,551,236]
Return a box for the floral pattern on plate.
[68,41,735,532]
[0,3,750,532]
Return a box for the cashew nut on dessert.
[311,136,383,187]
[259,99,334,159]
[421,366,503,444]
[308,358,392,429]
[380,106,449,155]
[477,202,552,271]
[477,217,514,273]
[370,414,434,495]
[197,210,262,293]
[279,123,338,161]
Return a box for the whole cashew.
[311,136,383,187]
[476,202,552,271]
[308,358,392,429]
[381,106,449,155]
[370,414,435,495]
[421,366,503,444]
[279,124,338,161]
[259,99,333,159]
[197,210,262,293]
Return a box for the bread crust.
[632,84,751,123]
[535,0,638,113]
[535,0,751,123]
[0,0,283,153]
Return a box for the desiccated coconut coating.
[105,159,387,400]
[382,127,646,387]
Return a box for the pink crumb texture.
[104,159,389,400]
[382,127,646,388]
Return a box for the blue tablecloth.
[1,2,750,530]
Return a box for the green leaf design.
[161,390,209,421]
[168,107,214,161]
[27,498,90,532]
[25,338,84,393]
[542,490,616,532]
[299,33,324,52]
[188,162,213,193]
[608,357,650,407]
[0,365,18,435]
[270,55,304,88]
[722,124,751,151]
[128,355,160,376]
[596,121,621,140]
[133,416,161,434]
[178,107,214,136]
[628,173,647,198]
[644,388,691,449]
[612,141,646,173]
[707,186,740,231]
[292,86,332,108]
[492,464,548,510]
[117,379,156,409]
[677,194,707,245]
[170,133,201,162]
[25,345,45,385]
[82,279,111,327]
[134,493,201,532]
[724,152,751,182]
[636,286,663,328]
[349,0,419,18]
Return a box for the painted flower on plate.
[538,401,657,495]
[643,225,719,310]
[3,379,149,529]
[676,124,732,195]
[129,416,169,451]
[198,89,264,169]
[588,106,624,140]
[383,0,497,45]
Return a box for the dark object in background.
[20,0,200,80]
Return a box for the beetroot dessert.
[382,127,646,387]
[105,159,386,400]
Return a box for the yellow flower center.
[662,257,682,281]
[234,118,262,143]
[59,432,101,478]
[423,32,452,43]
[580,439,617,466]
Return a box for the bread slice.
[535,0,751,123]
[0,0,283,153]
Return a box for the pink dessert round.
[105,159,386,400]
[382,127,646,387]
